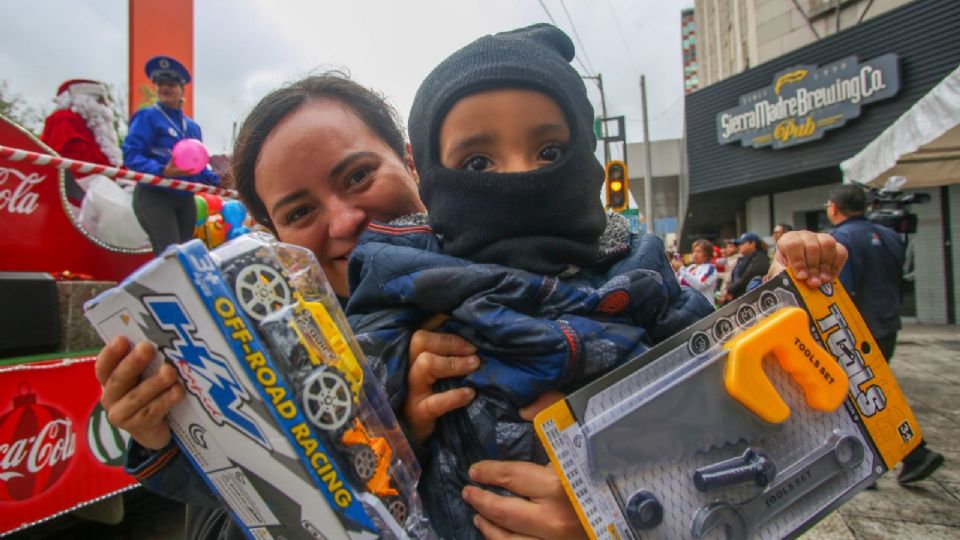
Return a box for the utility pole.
[583,74,609,164]
[640,75,655,236]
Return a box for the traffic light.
[605,160,628,212]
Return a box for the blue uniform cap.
[734,232,762,245]
[145,55,191,85]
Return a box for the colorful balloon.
[226,225,251,240]
[171,138,210,175]
[221,199,247,226]
[199,192,223,215]
[204,215,228,248]
[194,195,208,225]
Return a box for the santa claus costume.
[40,79,122,207]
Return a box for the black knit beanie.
[409,23,606,275]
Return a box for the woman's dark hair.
[232,71,407,230]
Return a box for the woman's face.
[254,99,426,297]
[692,245,709,264]
[155,80,183,109]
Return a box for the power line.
[559,0,597,76]
[604,0,640,76]
[537,0,560,25]
[649,95,683,122]
[538,0,594,77]
[625,94,684,126]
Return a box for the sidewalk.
[804,323,960,539]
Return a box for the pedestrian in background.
[773,223,793,244]
[771,223,794,258]
[672,238,718,304]
[720,232,769,304]
[826,185,944,485]
[123,55,219,254]
[715,238,740,300]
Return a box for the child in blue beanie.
[345,23,714,539]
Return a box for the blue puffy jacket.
[831,217,904,340]
[345,213,714,540]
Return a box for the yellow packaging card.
[791,270,922,468]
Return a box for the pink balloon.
[172,138,210,175]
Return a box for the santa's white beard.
[60,94,123,166]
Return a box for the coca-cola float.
[0,112,217,535]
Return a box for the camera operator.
[826,185,944,485]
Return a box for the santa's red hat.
[56,79,108,99]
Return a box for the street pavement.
[8,323,958,539]
[803,323,960,540]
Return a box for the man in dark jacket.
[722,232,770,303]
[827,185,943,485]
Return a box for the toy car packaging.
[534,270,923,540]
[84,236,433,540]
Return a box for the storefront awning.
[841,64,960,189]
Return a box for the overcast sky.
[1,0,695,154]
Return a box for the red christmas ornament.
[0,384,76,502]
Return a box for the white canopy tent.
[841,64,960,189]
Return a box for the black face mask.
[419,136,606,275]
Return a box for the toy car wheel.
[302,367,354,431]
[383,495,407,526]
[349,445,378,481]
[234,263,292,321]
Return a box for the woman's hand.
[162,160,193,178]
[403,329,479,442]
[464,460,587,540]
[94,336,184,450]
[768,230,848,288]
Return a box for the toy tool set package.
[85,234,432,540]
[535,271,923,540]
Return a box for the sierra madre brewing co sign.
[717,54,899,149]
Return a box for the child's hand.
[403,329,479,442]
[767,230,848,288]
[94,336,184,451]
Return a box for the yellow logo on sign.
[774,69,808,95]
[773,116,816,143]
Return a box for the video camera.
[865,176,930,235]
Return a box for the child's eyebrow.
[529,123,569,138]
[444,133,494,157]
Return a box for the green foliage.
[0,80,45,135]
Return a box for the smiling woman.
[94,70,591,540]
[231,74,425,297]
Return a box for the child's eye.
[463,156,493,171]
[538,144,564,162]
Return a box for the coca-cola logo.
[0,166,44,215]
[0,420,75,481]
[0,387,76,502]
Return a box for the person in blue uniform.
[124,55,220,254]
[827,185,944,485]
